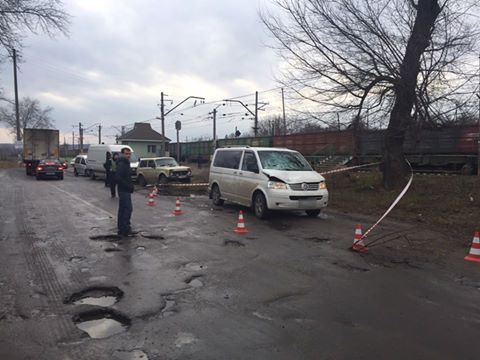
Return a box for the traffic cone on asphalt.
[147,193,156,207]
[234,210,249,234]
[172,197,183,216]
[464,231,480,263]
[351,224,368,253]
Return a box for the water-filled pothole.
[113,349,149,360]
[224,240,245,247]
[185,275,205,288]
[90,234,122,241]
[140,234,165,240]
[73,308,130,339]
[64,286,124,306]
[69,256,86,263]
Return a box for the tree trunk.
[383,0,441,189]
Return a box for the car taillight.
[37,166,43,171]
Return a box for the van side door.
[236,151,262,206]
[212,150,243,201]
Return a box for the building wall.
[119,140,167,158]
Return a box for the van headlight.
[268,181,288,190]
[319,181,327,190]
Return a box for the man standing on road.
[110,153,118,198]
[116,148,134,236]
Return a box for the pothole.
[90,234,122,241]
[105,248,123,253]
[73,308,130,339]
[113,349,149,360]
[161,293,177,317]
[224,240,245,247]
[332,261,370,273]
[140,234,165,240]
[304,237,330,243]
[69,256,86,263]
[183,262,207,271]
[185,275,205,288]
[136,246,146,251]
[64,286,124,307]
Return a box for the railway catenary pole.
[477,54,480,176]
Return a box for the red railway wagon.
[273,130,355,155]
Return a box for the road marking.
[49,184,116,218]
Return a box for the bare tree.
[0,0,69,57]
[0,97,54,138]
[261,0,479,188]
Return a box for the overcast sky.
[0,0,283,144]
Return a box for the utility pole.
[72,131,75,151]
[281,88,286,135]
[12,49,21,141]
[175,121,181,162]
[160,92,165,156]
[213,108,217,143]
[254,91,259,137]
[79,122,84,153]
[98,124,102,144]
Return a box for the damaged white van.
[209,147,328,219]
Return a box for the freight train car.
[274,130,355,156]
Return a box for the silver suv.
[208,147,328,218]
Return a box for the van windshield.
[257,151,312,171]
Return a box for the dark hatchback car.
[36,159,64,180]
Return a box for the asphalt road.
[0,168,479,360]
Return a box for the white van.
[209,147,328,218]
[86,144,139,180]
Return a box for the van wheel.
[211,185,224,206]
[138,175,147,187]
[306,209,321,218]
[253,192,269,219]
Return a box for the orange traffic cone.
[351,224,368,253]
[147,193,156,207]
[234,210,249,234]
[464,231,480,263]
[172,197,183,215]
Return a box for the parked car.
[136,157,192,186]
[86,144,139,180]
[73,155,88,177]
[209,147,328,218]
[59,158,68,169]
[36,159,64,180]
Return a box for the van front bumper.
[266,189,329,210]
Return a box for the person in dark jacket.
[115,148,134,236]
[109,153,118,198]
[104,152,112,188]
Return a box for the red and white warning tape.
[361,161,414,243]
[320,162,382,175]
[155,183,209,187]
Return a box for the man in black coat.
[115,148,134,236]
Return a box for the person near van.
[109,153,118,198]
[104,152,112,188]
[115,148,134,236]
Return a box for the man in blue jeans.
[115,148,134,236]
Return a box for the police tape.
[320,162,382,175]
[155,183,209,188]
[356,160,414,247]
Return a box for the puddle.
[224,240,245,247]
[140,234,165,240]
[73,308,130,339]
[183,262,207,271]
[185,275,205,288]
[332,261,370,273]
[304,237,330,243]
[89,234,122,241]
[69,256,86,263]
[113,350,149,360]
[136,246,146,251]
[105,247,122,253]
[64,286,124,306]
[174,332,197,348]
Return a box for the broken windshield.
[257,151,312,171]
